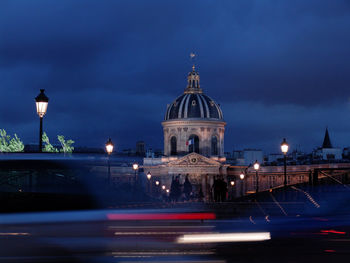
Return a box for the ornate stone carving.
[168,153,222,167]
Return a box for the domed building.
[162,65,226,160]
[143,65,229,201]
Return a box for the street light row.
[35,90,290,193]
[231,138,289,194]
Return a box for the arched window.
[170,136,177,155]
[211,136,218,155]
[188,134,199,154]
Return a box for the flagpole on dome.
[190,52,196,71]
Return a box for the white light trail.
[177,232,271,244]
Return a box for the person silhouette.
[183,175,192,201]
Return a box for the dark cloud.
[1,0,350,152]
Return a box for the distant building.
[136,141,145,156]
[268,153,284,163]
[242,149,263,166]
[313,128,342,160]
[122,148,136,156]
[230,149,263,166]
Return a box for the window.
[211,136,218,155]
[170,136,177,155]
[298,175,304,183]
[188,134,199,154]
[269,176,276,188]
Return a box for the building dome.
[164,66,223,121]
[162,65,226,158]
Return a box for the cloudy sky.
[1,0,350,153]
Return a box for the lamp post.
[230,180,235,200]
[105,138,114,185]
[253,160,260,193]
[35,89,49,153]
[281,138,289,187]
[146,171,152,195]
[240,172,245,197]
[132,163,139,186]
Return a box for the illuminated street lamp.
[281,138,289,187]
[35,89,49,152]
[254,160,260,193]
[146,171,152,180]
[105,138,114,185]
[146,171,152,194]
[105,138,114,155]
[162,185,166,190]
[132,163,139,186]
[230,180,235,200]
[240,172,245,196]
[155,181,160,186]
[240,173,245,180]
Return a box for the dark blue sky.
[1,0,350,153]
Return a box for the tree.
[58,135,74,153]
[42,133,74,153]
[42,132,59,153]
[0,129,24,152]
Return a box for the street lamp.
[35,89,49,152]
[105,138,114,185]
[240,172,245,197]
[106,138,114,155]
[146,171,152,195]
[132,163,139,186]
[230,180,235,200]
[146,171,152,180]
[162,185,166,190]
[240,173,245,180]
[254,160,260,193]
[281,138,289,187]
[155,180,160,186]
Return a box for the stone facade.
[143,152,229,200]
[162,119,226,157]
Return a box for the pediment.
[168,153,221,167]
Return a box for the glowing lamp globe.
[146,171,152,180]
[35,89,49,118]
[253,161,260,171]
[155,181,160,185]
[281,138,289,154]
[105,138,114,155]
[162,185,166,190]
[132,163,139,171]
[240,173,245,180]
[230,181,235,186]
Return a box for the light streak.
[177,232,271,244]
[107,213,216,221]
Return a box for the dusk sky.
[1,0,350,153]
